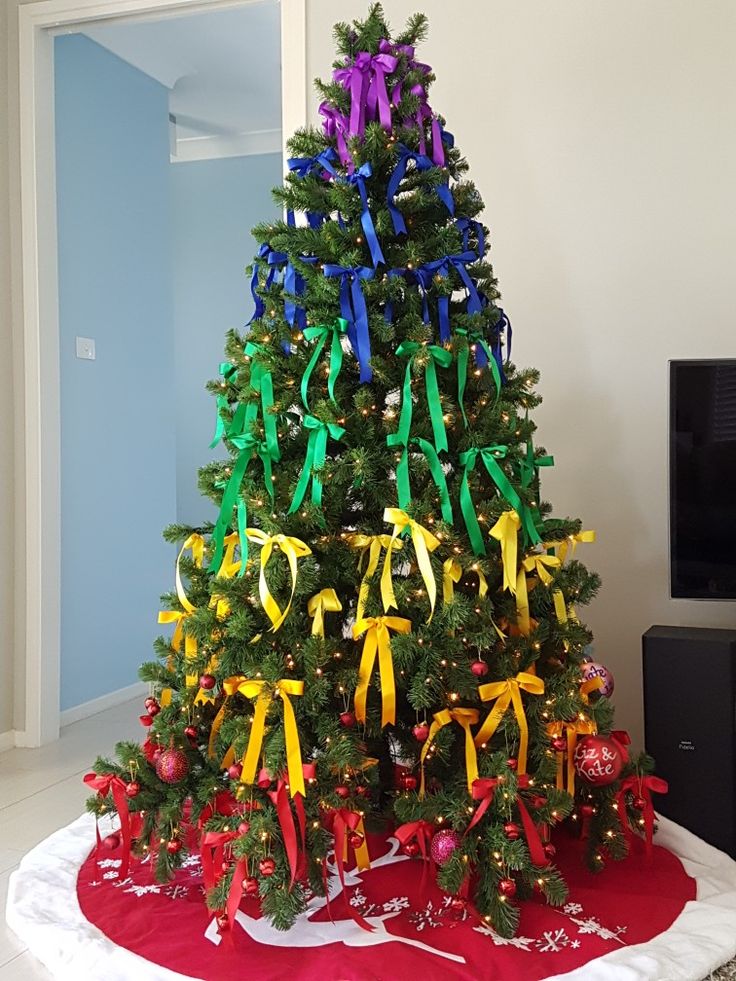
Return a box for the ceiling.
[77,1,282,160]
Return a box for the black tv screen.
[670,359,736,598]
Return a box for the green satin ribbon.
[459,445,541,555]
[455,328,502,428]
[387,341,452,458]
[395,436,454,525]
[210,362,240,449]
[519,417,554,493]
[300,318,347,411]
[288,415,346,514]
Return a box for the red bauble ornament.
[102,833,121,850]
[244,876,259,896]
[184,725,198,742]
[449,896,467,912]
[402,841,420,858]
[166,839,182,854]
[530,795,547,809]
[581,661,615,699]
[144,696,157,709]
[551,736,567,752]
[506,757,518,771]
[430,829,461,866]
[216,914,229,931]
[155,748,189,784]
[237,821,250,836]
[412,723,430,742]
[139,714,154,727]
[348,832,364,850]
[227,763,243,781]
[152,748,163,763]
[339,711,356,728]
[632,795,647,811]
[335,785,350,799]
[125,781,141,798]
[580,803,595,817]
[259,857,276,877]
[147,701,161,717]
[356,784,370,798]
[544,843,557,860]
[573,735,624,787]
[498,877,517,898]
[471,660,489,677]
[503,821,521,841]
[199,674,216,690]
[401,775,418,791]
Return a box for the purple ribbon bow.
[334,49,398,138]
[319,101,352,169]
[322,264,375,382]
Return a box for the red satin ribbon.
[516,775,548,867]
[323,807,374,932]
[200,829,238,892]
[465,778,499,836]
[395,819,435,889]
[616,773,669,855]
[83,772,133,878]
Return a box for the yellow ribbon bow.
[474,672,545,773]
[222,676,306,798]
[216,532,243,579]
[158,533,205,692]
[513,551,561,637]
[522,553,561,586]
[420,708,480,797]
[442,558,462,604]
[382,508,440,621]
[245,529,312,632]
[353,616,412,727]
[308,588,342,637]
[490,510,521,594]
[347,533,402,621]
[547,716,597,794]
[550,529,596,565]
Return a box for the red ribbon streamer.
[616,774,669,855]
[395,820,435,890]
[516,775,549,867]
[200,830,238,892]
[465,778,499,836]
[83,772,133,878]
[322,807,374,932]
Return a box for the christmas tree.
[85,4,662,939]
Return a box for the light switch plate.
[75,336,96,360]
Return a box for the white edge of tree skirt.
[5,812,736,981]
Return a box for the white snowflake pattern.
[88,880,102,888]
[112,877,133,889]
[570,940,581,949]
[181,854,201,869]
[124,883,162,897]
[188,867,203,879]
[536,928,570,953]
[97,859,122,870]
[102,870,119,880]
[349,889,367,908]
[382,896,410,913]
[473,925,535,951]
[568,916,627,944]
[563,902,583,915]
[409,900,442,932]
[164,885,190,900]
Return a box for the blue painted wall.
[55,35,176,711]
[170,153,282,524]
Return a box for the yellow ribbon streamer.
[474,672,545,773]
[553,529,596,565]
[245,529,312,632]
[547,717,597,793]
[348,533,402,622]
[420,708,480,797]
[490,510,521,594]
[216,532,243,579]
[221,676,306,797]
[442,558,462,604]
[308,588,342,637]
[353,616,412,727]
[158,534,205,690]
[382,508,440,621]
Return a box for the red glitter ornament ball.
[339,711,356,728]
[632,795,647,811]
[573,734,624,787]
[430,829,461,866]
[227,763,243,781]
[139,714,154,728]
[199,674,216,690]
[401,775,418,791]
[125,781,140,798]
[155,748,189,784]
[335,785,350,799]
[506,757,518,771]
[259,857,276,877]
[471,660,489,677]
[412,723,430,742]
[244,876,259,897]
[184,725,198,742]
[102,833,121,850]
[498,877,517,898]
[402,841,420,857]
[166,839,182,854]
[503,822,521,841]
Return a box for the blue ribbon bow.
[322,264,375,382]
[345,162,385,268]
[455,217,485,259]
[286,148,339,228]
[416,252,482,343]
[247,243,286,324]
[386,144,454,236]
[383,267,407,323]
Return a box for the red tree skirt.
[6,814,736,980]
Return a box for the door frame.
[16,0,307,746]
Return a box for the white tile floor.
[0,697,142,979]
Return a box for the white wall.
[304,0,736,747]
[3,0,736,745]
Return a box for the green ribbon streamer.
[210,362,240,449]
[394,437,453,526]
[244,342,280,463]
[288,415,345,514]
[300,318,347,411]
[455,329,502,429]
[459,445,542,556]
[388,341,452,458]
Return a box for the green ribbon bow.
[394,436,454,525]
[300,318,347,411]
[387,341,453,457]
[288,415,346,514]
[459,445,542,555]
[454,328,502,428]
[519,415,554,494]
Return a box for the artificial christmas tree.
[85,3,665,939]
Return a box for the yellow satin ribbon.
[547,717,597,793]
[217,532,243,579]
[513,551,561,638]
[245,529,312,632]
[522,552,561,586]
[353,616,412,727]
[580,675,604,705]
[158,534,205,689]
[474,672,545,773]
[220,676,306,798]
[348,533,402,622]
[551,529,596,565]
[442,558,462,604]
[420,708,480,797]
[382,508,440,621]
[308,588,342,637]
[490,510,521,594]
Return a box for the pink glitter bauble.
[155,748,189,784]
[581,661,615,698]
[430,829,461,866]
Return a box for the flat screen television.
[670,359,736,598]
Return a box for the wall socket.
[75,336,96,360]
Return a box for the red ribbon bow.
[616,774,669,855]
[83,772,133,878]
[322,807,373,932]
[465,778,500,836]
[395,820,436,890]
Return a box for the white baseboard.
[60,681,147,728]
[0,730,17,753]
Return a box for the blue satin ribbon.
[345,162,385,268]
[495,307,512,362]
[386,144,454,236]
[283,262,306,333]
[323,264,375,382]
[455,217,485,258]
[417,252,482,343]
[383,267,407,323]
[247,243,286,325]
[286,148,338,228]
